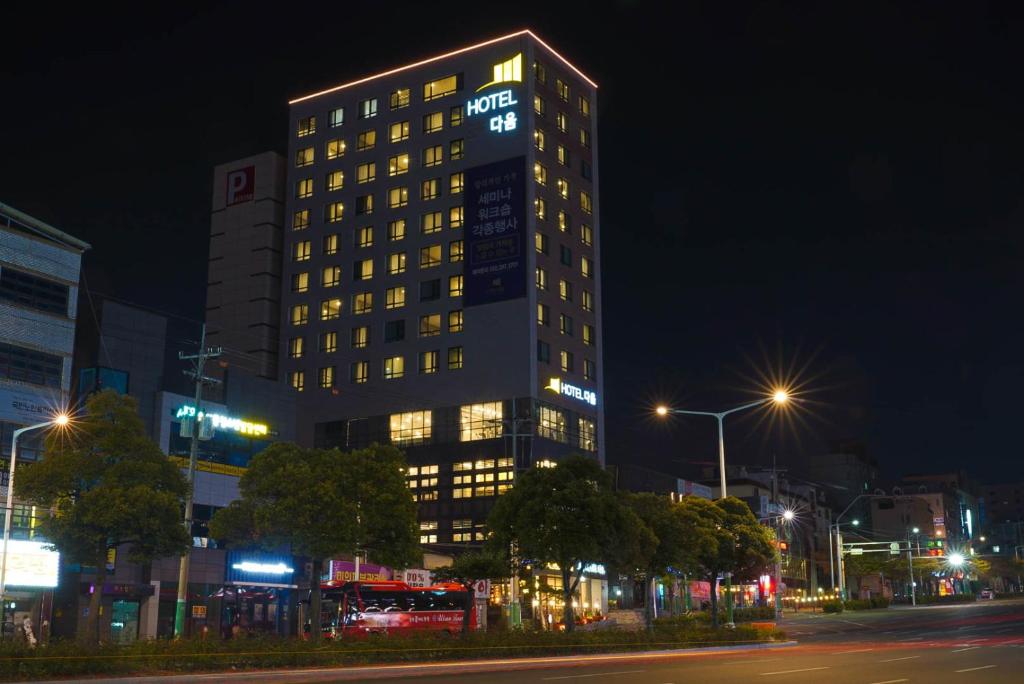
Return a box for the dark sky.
[3,2,1022,484]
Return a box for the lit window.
[560,279,573,302]
[318,366,335,389]
[448,275,463,297]
[388,154,410,176]
[535,197,546,220]
[450,138,464,160]
[292,272,309,293]
[326,201,344,223]
[448,346,463,370]
[582,289,594,312]
[583,323,595,346]
[320,298,342,320]
[581,255,594,279]
[448,239,463,262]
[329,107,344,127]
[534,95,545,116]
[293,240,311,262]
[321,266,341,288]
[290,304,308,326]
[350,361,368,384]
[448,309,463,333]
[557,177,569,200]
[296,147,314,167]
[389,120,410,143]
[387,251,407,275]
[560,313,573,337]
[423,111,443,133]
[293,209,310,231]
[385,286,406,309]
[538,303,550,326]
[388,186,409,208]
[450,105,463,127]
[424,74,459,101]
[534,162,548,186]
[356,226,373,248]
[297,116,316,137]
[560,349,574,373]
[423,144,443,167]
[288,337,304,359]
[578,95,590,117]
[579,417,596,451]
[534,61,547,84]
[453,487,473,499]
[539,405,567,443]
[420,244,442,268]
[352,292,372,314]
[474,486,495,497]
[557,144,569,167]
[359,98,378,119]
[420,534,438,543]
[536,267,548,291]
[320,331,337,353]
[290,370,305,391]
[422,211,443,234]
[390,88,410,110]
[388,219,406,241]
[357,130,376,151]
[390,410,431,444]
[326,138,346,159]
[537,339,550,363]
[580,191,593,214]
[449,172,464,194]
[383,355,405,380]
[296,178,313,198]
[534,128,545,151]
[449,206,464,228]
[558,210,571,233]
[580,128,591,148]
[354,258,373,281]
[356,162,376,184]
[351,326,369,349]
[584,359,596,381]
[421,178,441,200]
[419,350,439,374]
[556,112,568,133]
[322,233,338,255]
[556,78,569,102]
[536,232,548,254]
[326,170,344,191]
[460,402,502,441]
[581,224,593,246]
[419,313,441,337]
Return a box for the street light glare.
[948,552,965,567]
[852,519,860,526]
[54,413,70,426]
[912,527,920,534]
[772,389,789,404]
[655,405,668,416]
[783,510,795,521]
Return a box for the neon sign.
[232,562,293,575]
[175,405,269,437]
[467,53,523,134]
[545,378,597,406]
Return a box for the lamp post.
[831,492,886,599]
[1,412,69,630]
[656,390,789,627]
[759,510,795,622]
[907,527,920,606]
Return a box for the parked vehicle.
[979,588,995,599]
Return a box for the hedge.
[914,594,976,605]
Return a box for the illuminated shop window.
[460,402,503,442]
[390,410,431,444]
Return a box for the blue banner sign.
[464,156,527,306]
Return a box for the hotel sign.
[546,378,597,406]
[466,53,522,134]
[175,405,269,437]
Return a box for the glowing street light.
[783,509,795,521]
[773,389,789,404]
[948,552,965,567]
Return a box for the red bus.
[313,580,476,638]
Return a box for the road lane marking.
[543,671,646,680]
[834,648,874,654]
[868,679,908,684]
[880,656,920,662]
[897,637,923,642]
[759,667,830,676]
[722,658,782,666]
[954,665,996,673]
[951,646,979,653]
[839,619,869,627]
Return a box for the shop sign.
[175,405,269,437]
[4,540,59,588]
[192,605,208,618]
[474,579,491,599]
[226,552,297,588]
[0,388,56,425]
[545,377,598,406]
[400,568,433,587]
[327,560,393,583]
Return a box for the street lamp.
[656,389,790,627]
[1,411,71,628]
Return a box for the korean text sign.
[464,156,527,306]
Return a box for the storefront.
[220,552,297,637]
[522,563,608,629]
[1,539,59,641]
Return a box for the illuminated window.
[385,286,406,309]
[534,61,547,84]
[288,337,303,359]
[560,313,573,337]
[556,178,569,200]
[450,105,463,127]
[535,198,546,220]
[538,303,550,326]
[320,331,337,353]
[388,186,409,208]
[356,226,373,248]
[449,172,464,194]
[419,313,441,337]
[450,138,464,160]
[354,258,373,281]
[357,130,376,152]
[448,240,463,263]
[356,162,376,184]
[290,304,308,326]
[389,121,410,144]
[534,128,545,151]
[318,365,335,389]
[580,191,593,214]
[358,98,377,119]
[297,116,316,137]
[582,323,594,346]
[350,361,368,384]
[536,232,549,254]
[420,244,442,268]
[320,298,342,320]
[388,154,410,176]
[557,144,569,167]
[534,162,548,186]
[453,461,473,472]
[448,275,463,297]
[423,144,443,167]
[579,417,596,451]
[419,350,439,374]
[539,405,567,443]
[474,486,495,497]
[560,245,572,267]
[390,88,410,110]
[448,309,463,333]
[556,78,569,102]
[322,233,338,255]
[581,224,593,246]
[321,266,340,288]
[292,209,310,231]
[537,339,550,363]
[424,74,459,101]
[578,95,590,117]
[326,201,344,223]
[422,211,443,234]
[475,472,495,483]
[296,178,313,198]
[329,107,344,127]
[582,289,594,312]
[293,240,311,262]
[534,94,545,116]
[581,255,594,279]
[290,370,305,391]
[326,170,344,191]
[556,112,568,133]
[351,326,369,349]
[391,410,431,444]
[387,252,407,275]
[296,146,314,167]
[560,349,574,373]
[448,346,463,370]
[558,210,571,234]
[383,355,405,380]
[449,206,464,228]
[584,359,596,381]
[326,138,346,159]
[423,111,443,133]
[460,402,502,441]
[560,279,573,302]
[291,272,309,293]
[421,178,441,200]
[580,128,591,148]
[388,219,406,241]
[536,267,548,291]
[352,292,372,314]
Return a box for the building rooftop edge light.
[288,28,597,105]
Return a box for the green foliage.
[821,600,844,613]
[915,593,976,605]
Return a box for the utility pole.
[504,399,532,629]
[770,460,783,622]
[907,530,917,606]
[173,324,222,638]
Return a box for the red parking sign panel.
[226,166,255,206]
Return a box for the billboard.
[3,540,60,588]
[464,156,527,306]
[226,551,297,588]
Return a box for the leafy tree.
[17,390,190,644]
[432,551,509,634]
[486,455,650,632]
[209,442,419,642]
[843,551,891,597]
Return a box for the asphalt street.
[39,599,1024,684]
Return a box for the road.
[42,599,1024,683]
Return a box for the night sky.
[4,2,1022,484]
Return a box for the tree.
[17,390,190,644]
[209,442,419,642]
[843,551,891,597]
[432,551,509,633]
[486,455,650,632]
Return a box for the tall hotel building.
[281,30,602,544]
